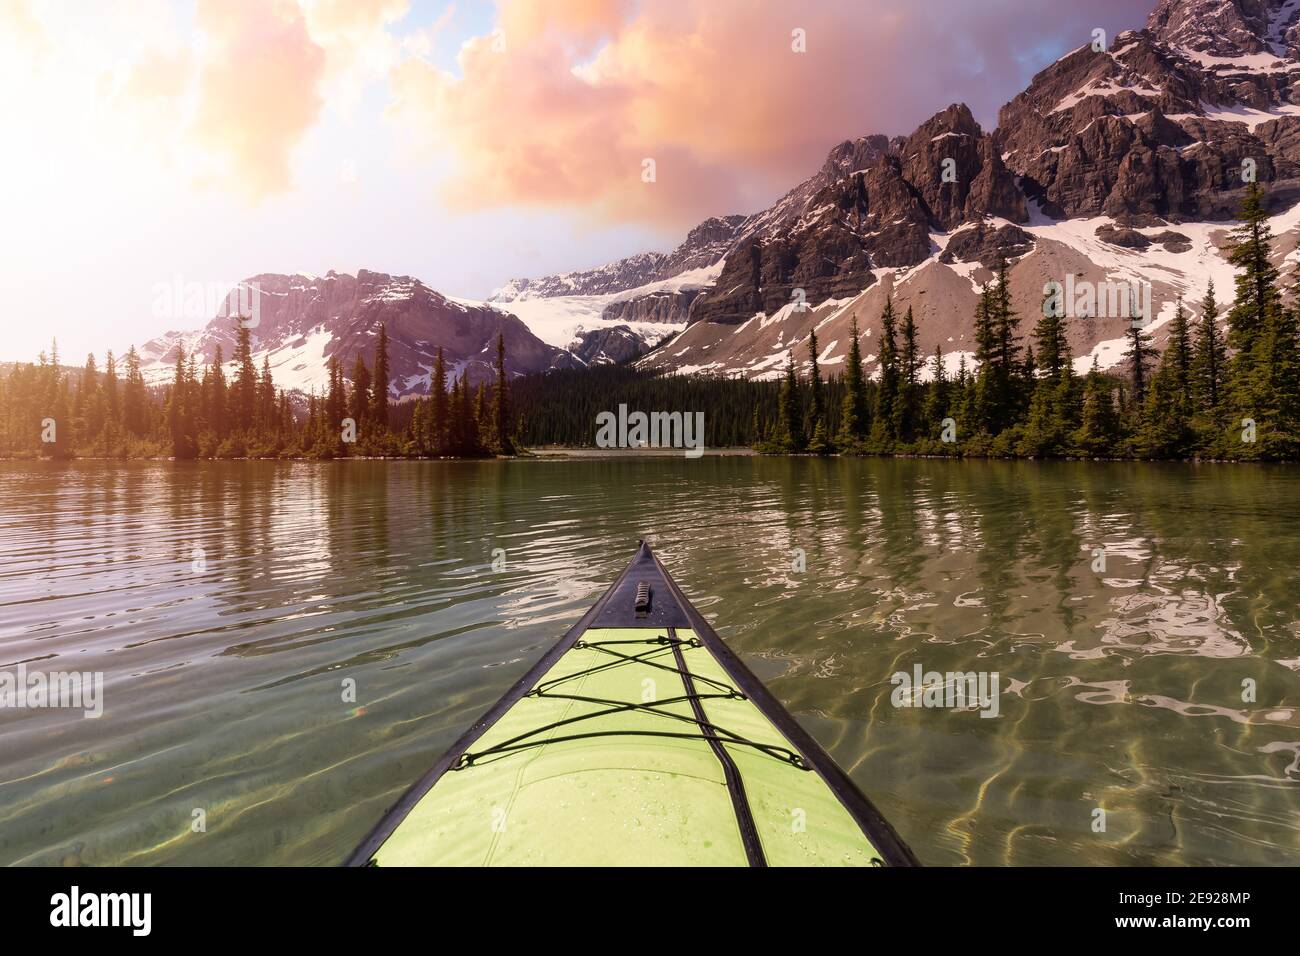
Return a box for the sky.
[0,0,1155,363]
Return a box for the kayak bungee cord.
[347,541,918,866]
[453,634,807,770]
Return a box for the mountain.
[134,0,1300,394]
[495,0,1300,383]
[138,270,573,397]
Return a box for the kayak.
[347,541,917,867]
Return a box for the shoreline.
[0,448,1290,465]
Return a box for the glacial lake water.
[0,457,1297,865]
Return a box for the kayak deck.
[350,543,916,867]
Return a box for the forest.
[522,183,1300,462]
[0,324,516,460]
[1,184,1297,463]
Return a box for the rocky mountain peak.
[1147,0,1300,59]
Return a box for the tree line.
[0,323,518,459]
[4,184,1296,463]
[757,182,1299,461]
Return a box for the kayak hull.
[347,542,917,867]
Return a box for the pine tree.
[837,316,869,448]
[1222,186,1297,459]
[1034,286,1068,379]
[1137,301,1195,458]
[45,353,72,459]
[351,353,372,429]
[971,284,996,432]
[956,353,976,438]
[779,353,805,452]
[258,356,275,432]
[1192,281,1227,445]
[807,328,825,434]
[1167,298,1193,401]
[1226,182,1279,359]
[122,345,147,437]
[493,333,514,454]
[1235,301,1300,459]
[981,256,1023,432]
[372,323,390,428]
[208,344,227,439]
[103,350,120,425]
[1074,358,1121,457]
[921,344,949,439]
[1018,286,1079,456]
[432,347,449,455]
[232,322,257,432]
[894,305,921,441]
[1123,317,1157,409]
[168,344,197,459]
[873,298,900,444]
[326,356,344,431]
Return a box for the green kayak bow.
[348,541,917,867]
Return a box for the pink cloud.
[390,0,1152,227]
[190,0,327,199]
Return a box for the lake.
[1,458,1297,865]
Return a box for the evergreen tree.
[475,382,491,449]
[1226,182,1279,358]
[122,345,147,437]
[1191,281,1227,445]
[372,323,390,428]
[807,328,825,434]
[921,344,949,439]
[232,322,257,432]
[168,344,197,459]
[873,298,900,444]
[1074,358,1121,457]
[103,350,119,426]
[326,356,344,431]
[894,305,921,441]
[837,316,869,447]
[1234,301,1300,459]
[1123,317,1157,409]
[258,356,276,432]
[971,284,996,432]
[432,347,449,455]
[492,333,514,454]
[1135,300,1194,458]
[1034,287,1068,379]
[779,353,805,451]
[209,344,228,439]
[351,353,372,428]
[985,256,1023,431]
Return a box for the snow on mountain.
[478,261,723,356]
[138,270,572,397]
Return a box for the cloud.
[388,0,1152,228]
[188,0,327,199]
[107,0,410,199]
[302,0,410,113]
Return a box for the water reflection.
[0,458,1296,865]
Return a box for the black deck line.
[345,540,919,867]
[649,547,920,867]
[669,626,767,867]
